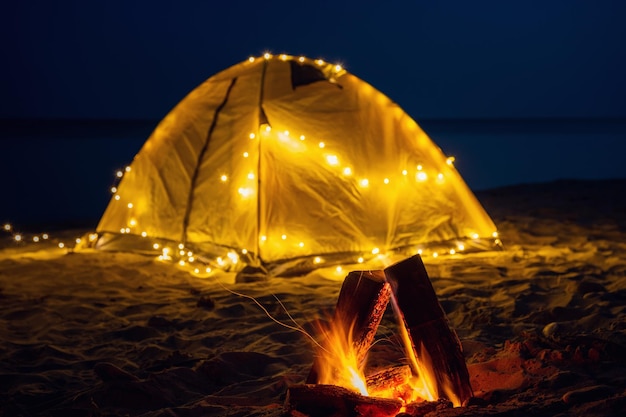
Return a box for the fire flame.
[315,319,369,396]
[314,316,450,406]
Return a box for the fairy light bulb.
[371,247,380,255]
[343,167,352,176]
[318,142,325,148]
[281,234,287,240]
[110,186,117,193]
[116,170,123,178]
[336,266,343,273]
[247,172,255,180]
[238,187,253,198]
[220,174,228,182]
[141,231,147,237]
[334,64,342,72]
[129,219,137,227]
[383,178,390,184]
[449,249,456,255]
[264,125,272,133]
[114,195,121,201]
[298,56,305,62]
[360,178,369,187]
[416,172,427,181]
[127,203,133,209]
[3,223,11,231]
[153,243,160,250]
[299,135,305,141]
[14,234,22,242]
[42,234,49,239]
[194,268,200,274]
[279,54,287,60]
[492,231,499,238]
[227,251,239,264]
[298,242,304,248]
[58,242,65,248]
[178,243,185,249]
[179,260,186,266]
[357,257,364,263]
[248,56,255,63]
[325,155,339,166]
[446,156,455,166]
[125,166,131,172]
[260,235,267,242]
[417,165,423,171]
[437,173,444,181]
[457,243,465,251]
[75,238,81,244]
[314,256,323,264]
[263,52,271,60]
[33,236,40,242]
[179,250,185,256]
[249,133,256,139]
[472,233,479,239]
[242,248,248,255]
[243,152,249,158]
[315,59,324,66]
[205,267,212,273]
[402,169,408,176]
[433,252,439,258]
[283,130,290,136]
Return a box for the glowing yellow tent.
[92,54,499,274]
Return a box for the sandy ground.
[1,179,625,416]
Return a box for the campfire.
[284,255,473,417]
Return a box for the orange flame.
[315,319,369,396]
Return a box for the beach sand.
[1,179,625,416]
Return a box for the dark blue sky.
[2,1,626,225]
[3,0,626,120]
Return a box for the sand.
[1,179,625,416]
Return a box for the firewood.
[365,365,411,394]
[307,270,391,384]
[384,255,473,406]
[284,384,402,417]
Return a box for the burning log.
[384,255,473,406]
[284,384,402,417]
[307,270,391,384]
[283,384,453,417]
[365,365,412,400]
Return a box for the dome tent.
[91,54,500,275]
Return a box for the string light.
[343,167,352,176]
[249,133,256,139]
[14,234,22,242]
[248,56,255,63]
[383,178,390,184]
[263,52,272,60]
[446,156,455,166]
[3,223,11,232]
[325,155,339,166]
[220,174,228,182]
[116,170,123,178]
[318,142,325,148]
[359,178,369,187]
[314,256,323,264]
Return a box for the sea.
[1,118,625,228]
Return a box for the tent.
[91,54,500,274]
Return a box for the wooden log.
[365,365,411,393]
[383,255,473,406]
[365,365,413,401]
[284,384,402,417]
[307,270,391,384]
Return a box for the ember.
[288,255,472,416]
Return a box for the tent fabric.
[93,55,499,272]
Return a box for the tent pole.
[254,59,269,265]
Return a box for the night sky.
[2,1,626,226]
